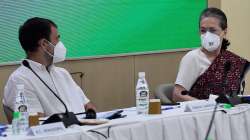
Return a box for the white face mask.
[46,41,67,63]
[201,31,221,52]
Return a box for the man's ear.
[38,39,48,48]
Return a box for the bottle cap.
[138,72,145,78]
[16,85,24,90]
[13,112,20,119]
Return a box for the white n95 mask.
[47,41,67,63]
[201,32,221,52]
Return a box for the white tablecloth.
[83,105,250,140]
[2,105,250,140]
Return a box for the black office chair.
[239,61,250,95]
[155,84,174,104]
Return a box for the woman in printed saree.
[172,7,249,102]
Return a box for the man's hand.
[84,102,97,112]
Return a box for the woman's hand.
[172,84,197,102]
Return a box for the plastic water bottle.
[14,85,29,134]
[136,72,150,114]
[12,112,20,135]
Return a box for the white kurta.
[3,59,89,116]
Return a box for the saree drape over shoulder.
[189,50,248,99]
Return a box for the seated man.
[172,8,249,102]
[3,17,95,117]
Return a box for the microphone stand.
[204,61,234,140]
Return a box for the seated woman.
[172,7,249,102]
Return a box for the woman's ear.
[223,28,227,38]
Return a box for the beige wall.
[208,0,250,91]
[208,0,220,8]
[221,0,250,92]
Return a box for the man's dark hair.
[18,17,57,52]
[199,7,230,50]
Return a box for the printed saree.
[189,50,248,99]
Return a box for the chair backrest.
[3,105,13,124]
[155,84,174,104]
[240,61,250,82]
[239,61,250,94]
[70,72,85,89]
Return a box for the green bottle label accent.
[13,111,20,119]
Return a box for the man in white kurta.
[3,17,95,117]
[3,59,90,116]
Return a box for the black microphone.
[74,109,97,119]
[22,60,80,127]
[205,61,238,140]
[215,61,234,104]
[22,60,69,113]
[224,61,231,72]
[223,61,231,94]
[181,90,189,95]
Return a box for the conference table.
[2,104,250,140]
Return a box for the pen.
[161,106,180,111]
[0,130,7,137]
[0,133,7,137]
[0,125,8,137]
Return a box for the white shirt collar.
[22,59,55,72]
